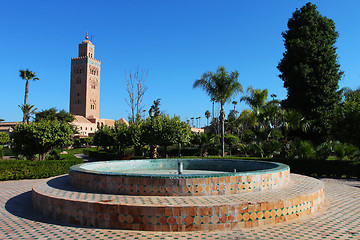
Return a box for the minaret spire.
[85,32,89,40]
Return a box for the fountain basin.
[69,159,290,196]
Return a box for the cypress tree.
[277,2,343,143]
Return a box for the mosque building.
[69,33,127,137]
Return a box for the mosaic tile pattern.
[69,159,290,196]
[32,174,324,231]
[1,177,359,239]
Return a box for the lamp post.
[148,107,157,159]
[149,107,155,119]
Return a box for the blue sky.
[1,1,360,126]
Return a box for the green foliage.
[315,141,334,160]
[93,125,116,149]
[249,140,282,158]
[249,142,265,158]
[224,134,239,155]
[80,137,93,147]
[12,120,74,160]
[142,114,191,157]
[0,149,3,159]
[282,138,315,159]
[262,140,282,158]
[278,3,343,142]
[265,158,360,179]
[0,132,9,145]
[334,142,346,160]
[149,98,161,117]
[19,103,37,124]
[0,159,82,181]
[114,121,130,154]
[241,87,268,109]
[127,118,145,156]
[299,141,316,159]
[127,118,143,147]
[191,133,210,156]
[45,149,61,160]
[344,144,359,160]
[35,108,75,123]
[193,66,243,106]
[332,88,360,148]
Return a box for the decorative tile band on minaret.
[69,33,101,119]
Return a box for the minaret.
[70,33,101,119]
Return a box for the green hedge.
[169,156,360,179]
[256,158,360,179]
[0,159,83,181]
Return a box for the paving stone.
[0,177,359,239]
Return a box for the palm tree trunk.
[178,142,181,157]
[212,101,214,119]
[220,103,225,157]
[24,80,29,105]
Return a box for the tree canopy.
[0,132,9,145]
[332,88,360,147]
[35,108,74,123]
[12,121,73,160]
[277,2,343,142]
[142,114,191,157]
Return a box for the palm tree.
[240,87,268,110]
[205,110,211,126]
[193,66,243,157]
[211,98,216,119]
[19,69,39,105]
[19,104,37,124]
[280,109,310,143]
[232,101,237,111]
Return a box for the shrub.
[334,142,346,160]
[344,144,359,160]
[316,141,334,160]
[231,143,249,156]
[12,121,73,160]
[268,158,360,178]
[3,147,13,156]
[45,149,61,160]
[262,140,282,158]
[0,159,83,181]
[249,142,265,158]
[299,141,315,159]
[0,132,9,145]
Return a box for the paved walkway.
[0,177,359,239]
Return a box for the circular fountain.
[69,159,290,196]
[32,159,325,231]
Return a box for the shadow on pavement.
[5,190,97,229]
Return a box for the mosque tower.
[69,33,101,119]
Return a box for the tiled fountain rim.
[70,158,290,179]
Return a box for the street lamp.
[148,107,157,158]
[149,107,155,119]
